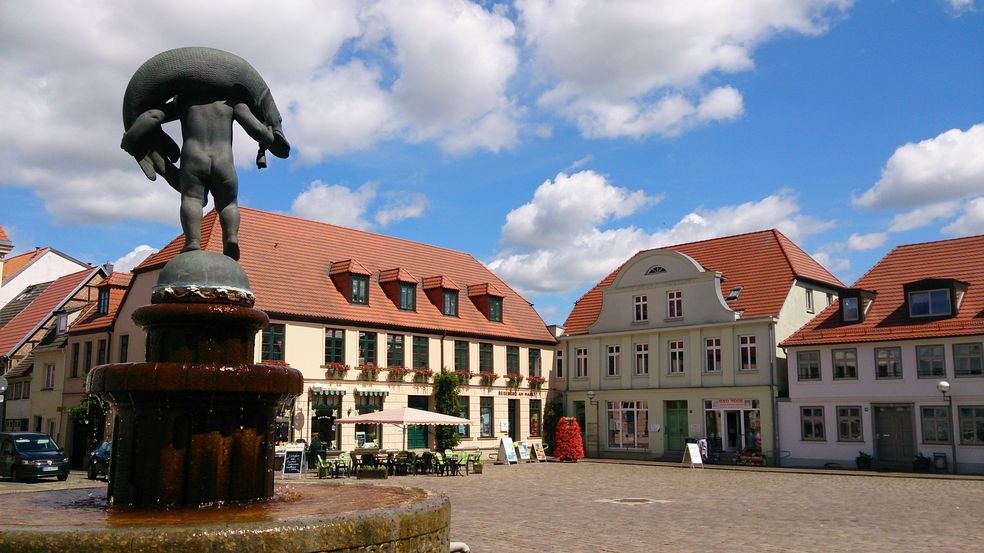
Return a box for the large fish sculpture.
[121,47,290,188]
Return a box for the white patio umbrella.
[335,407,470,450]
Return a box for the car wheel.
[57,473,68,482]
[87,465,96,480]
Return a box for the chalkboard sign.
[283,445,305,476]
[531,442,546,461]
[498,436,518,464]
[682,443,703,468]
[516,441,531,461]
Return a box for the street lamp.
[938,380,958,474]
[587,391,599,459]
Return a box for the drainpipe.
[769,322,780,467]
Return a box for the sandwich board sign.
[682,442,703,469]
[497,436,518,464]
[283,444,305,477]
[531,442,546,461]
[516,441,531,461]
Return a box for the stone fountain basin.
[0,482,449,552]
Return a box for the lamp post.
[938,380,958,474]
[587,390,600,459]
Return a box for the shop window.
[633,295,648,322]
[836,406,862,442]
[832,349,857,380]
[954,343,983,377]
[529,399,542,437]
[921,406,951,444]
[480,397,494,438]
[634,344,649,376]
[959,406,984,445]
[739,335,757,370]
[606,400,649,449]
[606,345,620,377]
[801,407,825,441]
[916,345,945,378]
[875,347,902,379]
[387,334,405,367]
[705,338,721,372]
[355,393,385,448]
[325,328,345,364]
[261,323,285,362]
[458,399,471,438]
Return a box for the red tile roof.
[0,268,102,358]
[563,229,844,335]
[70,272,133,334]
[379,267,417,284]
[423,275,460,291]
[0,225,10,245]
[781,235,984,346]
[1,248,49,283]
[136,208,556,345]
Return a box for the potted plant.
[387,366,412,382]
[454,370,474,385]
[504,373,524,388]
[413,368,434,383]
[471,460,483,474]
[325,362,350,379]
[527,375,546,390]
[478,371,498,386]
[855,451,873,470]
[356,465,388,479]
[358,363,382,381]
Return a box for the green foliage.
[542,399,564,451]
[433,370,462,451]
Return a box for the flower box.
[387,366,412,382]
[527,375,546,390]
[478,372,498,386]
[325,362,351,379]
[413,368,434,383]
[504,373,524,388]
[454,370,474,385]
[358,364,382,381]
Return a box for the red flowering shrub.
[553,417,584,462]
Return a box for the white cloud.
[490,176,832,294]
[846,232,887,251]
[888,201,962,232]
[518,0,849,139]
[854,124,984,209]
[943,197,984,236]
[945,0,975,16]
[290,181,426,230]
[112,244,158,273]
[811,251,850,274]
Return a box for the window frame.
[261,323,286,362]
[958,406,984,445]
[842,296,859,322]
[575,348,589,378]
[387,334,405,367]
[97,288,110,316]
[805,288,814,314]
[350,275,369,305]
[832,348,858,380]
[666,290,683,319]
[480,396,494,438]
[97,339,107,366]
[454,340,469,371]
[606,345,620,377]
[399,283,416,311]
[358,331,377,366]
[70,343,80,379]
[412,336,429,369]
[908,288,952,318]
[479,343,494,372]
[874,347,902,379]
[118,334,129,363]
[916,344,946,378]
[488,297,503,322]
[633,295,648,322]
[634,343,649,376]
[739,335,757,371]
[443,290,458,316]
[528,348,541,377]
[668,340,685,374]
[953,343,983,377]
[920,406,951,444]
[555,350,564,378]
[797,350,821,381]
[506,345,520,374]
[325,328,345,365]
[801,406,825,441]
[704,338,721,373]
[836,406,863,442]
[43,364,56,390]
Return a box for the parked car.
[0,432,70,482]
[88,441,111,480]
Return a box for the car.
[0,432,70,482]
[88,441,111,480]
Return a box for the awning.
[355,389,389,397]
[311,389,346,396]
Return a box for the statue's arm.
[232,103,275,149]
[121,104,178,156]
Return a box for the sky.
[0,0,982,326]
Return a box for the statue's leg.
[212,167,240,260]
[179,170,207,253]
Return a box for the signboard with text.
[498,436,518,464]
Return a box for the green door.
[508,399,519,442]
[666,400,688,452]
[407,396,429,449]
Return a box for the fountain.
[0,47,449,552]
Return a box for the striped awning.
[355,389,389,397]
[311,388,346,396]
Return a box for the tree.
[433,370,462,451]
[553,417,584,462]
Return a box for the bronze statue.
[121,47,290,260]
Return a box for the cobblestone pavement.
[4,464,983,552]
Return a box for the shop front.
[309,387,346,449]
[703,398,762,455]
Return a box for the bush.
[434,370,463,451]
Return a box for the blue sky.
[1,1,982,326]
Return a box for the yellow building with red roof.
[559,229,843,462]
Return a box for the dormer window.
[838,288,877,324]
[56,313,68,335]
[351,275,369,304]
[424,275,461,317]
[399,283,416,311]
[904,278,967,320]
[489,297,503,322]
[97,288,110,316]
[842,297,859,321]
[443,290,458,316]
[468,282,504,323]
[329,259,372,306]
[726,286,742,301]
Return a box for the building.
[0,266,106,433]
[780,235,984,472]
[114,207,557,452]
[558,229,843,462]
[0,224,91,309]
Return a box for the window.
[633,295,648,322]
[875,347,902,379]
[443,290,458,316]
[669,340,685,374]
[84,341,93,373]
[458,399,471,438]
[480,397,494,437]
[56,314,67,334]
[350,275,369,305]
[646,265,666,275]
[575,348,588,378]
[97,339,107,365]
[805,288,814,313]
[705,338,721,372]
[666,290,683,319]
[325,328,345,364]
[489,297,502,322]
[801,407,825,441]
[842,297,859,322]
[118,335,129,363]
[479,343,494,372]
[836,406,862,442]
[454,341,469,371]
[412,336,428,369]
[529,348,541,377]
[399,283,416,311]
[43,364,55,390]
[606,345,620,377]
[797,350,821,381]
[606,401,649,449]
[832,349,858,380]
[958,406,984,445]
[355,392,385,447]
[921,406,951,444]
[739,335,757,371]
[909,289,951,318]
[21,381,29,400]
[555,350,564,378]
[530,399,542,437]
[727,286,742,301]
[826,292,834,306]
[97,288,110,316]
[261,323,285,362]
[358,331,377,366]
[954,343,983,377]
[506,346,519,374]
[387,334,405,367]
[634,344,649,376]
[916,345,945,378]
[70,343,80,378]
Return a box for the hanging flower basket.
[325,362,351,379]
[478,372,498,386]
[413,368,434,383]
[527,375,546,390]
[504,373,524,388]
[454,370,474,385]
[358,364,382,381]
